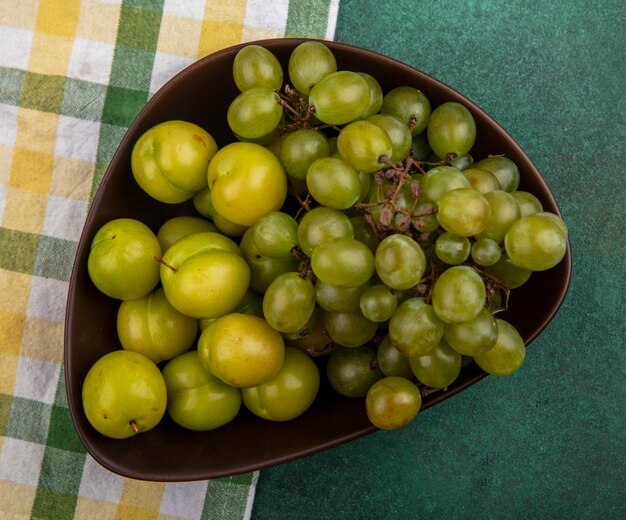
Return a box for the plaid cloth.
[0,1,338,518]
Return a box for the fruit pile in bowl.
[64,38,571,481]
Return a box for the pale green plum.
[242,347,320,421]
[117,287,198,364]
[198,313,285,388]
[131,120,218,203]
[162,351,241,431]
[160,232,250,319]
[156,216,218,252]
[82,350,167,439]
[87,218,161,300]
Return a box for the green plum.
[131,120,218,203]
[117,287,198,364]
[156,215,218,252]
[82,350,167,439]
[162,351,241,431]
[87,218,161,300]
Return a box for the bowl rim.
[64,37,572,481]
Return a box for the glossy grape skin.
[315,279,369,313]
[535,211,569,240]
[350,216,381,253]
[471,238,502,267]
[504,214,567,271]
[437,188,491,237]
[374,234,426,290]
[367,113,413,163]
[420,165,471,203]
[262,272,316,333]
[431,265,486,324]
[279,128,330,180]
[326,346,383,398]
[227,87,282,140]
[485,254,532,289]
[311,237,375,288]
[357,72,384,118]
[288,41,337,95]
[474,319,525,376]
[309,71,370,125]
[463,167,501,194]
[477,190,521,244]
[409,339,462,389]
[389,297,444,357]
[365,376,421,430]
[251,211,299,258]
[233,45,283,92]
[359,284,398,322]
[449,153,474,171]
[443,308,498,356]
[376,335,413,378]
[324,310,378,348]
[473,156,520,192]
[427,102,476,159]
[435,232,471,265]
[306,157,361,209]
[337,120,393,173]
[297,206,354,257]
[380,86,431,135]
[411,132,432,161]
[512,191,544,217]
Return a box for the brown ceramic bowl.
[64,38,572,481]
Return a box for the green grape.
[473,156,520,192]
[420,165,471,203]
[380,86,431,135]
[323,310,378,348]
[463,167,501,194]
[306,157,361,209]
[471,237,502,266]
[337,120,393,173]
[357,72,384,118]
[315,279,369,313]
[443,308,497,356]
[251,211,299,258]
[279,128,330,180]
[435,232,471,265]
[448,153,474,171]
[309,71,370,125]
[484,254,532,289]
[411,132,432,161]
[474,318,525,376]
[409,339,462,389]
[427,101,476,159]
[227,87,282,140]
[367,113,413,163]
[437,188,491,237]
[431,265,486,324]
[233,45,283,92]
[288,41,337,95]
[477,190,521,244]
[262,272,316,333]
[504,214,567,271]
[365,376,421,430]
[350,215,380,253]
[359,284,398,323]
[512,191,544,217]
[311,237,375,288]
[389,297,443,357]
[327,135,338,155]
[326,346,383,398]
[297,206,354,257]
[374,234,426,290]
[357,170,371,201]
[265,133,286,158]
[239,228,300,293]
[535,211,568,240]
[411,201,440,233]
[376,335,413,378]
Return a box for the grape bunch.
[83,41,568,439]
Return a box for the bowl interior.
[64,38,572,481]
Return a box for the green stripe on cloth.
[286,0,335,38]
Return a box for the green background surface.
[253,1,625,518]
